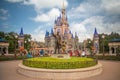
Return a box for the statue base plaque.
[51,54,70,59]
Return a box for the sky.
[0,0,120,42]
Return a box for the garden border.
[18,62,102,80]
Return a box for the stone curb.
[18,62,102,80]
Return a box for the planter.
[18,62,102,80]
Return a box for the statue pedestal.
[51,54,70,59]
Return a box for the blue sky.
[0,0,120,42]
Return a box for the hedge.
[95,55,120,61]
[0,56,27,61]
[23,57,97,69]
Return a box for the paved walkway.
[0,60,120,80]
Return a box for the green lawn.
[23,57,97,69]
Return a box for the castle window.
[57,29,61,33]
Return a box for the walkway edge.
[18,62,103,80]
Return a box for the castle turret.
[54,1,69,36]
[44,2,79,52]
[74,32,79,50]
[93,28,99,54]
[18,27,24,49]
[44,30,50,47]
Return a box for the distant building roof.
[64,29,67,34]
[94,28,98,37]
[45,30,49,37]
[71,33,74,38]
[0,37,7,43]
[19,27,24,37]
[109,39,120,42]
[51,28,54,34]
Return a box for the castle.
[44,3,79,52]
[17,3,99,54]
[18,27,24,50]
[93,28,99,54]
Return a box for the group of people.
[25,49,89,58]
[69,49,89,57]
[25,49,45,58]
[24,32,91,58]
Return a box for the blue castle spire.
[69,30,71,34]
[45,30,49,37]
[94,28,98,37]
[72,33,74,38]
[60,14,61,18]
[66,15,68,21]
[54,19,57,24]
[75,32,77,37]
[64,29,67,34]
[19,27,24,37]
[51,28,54,35]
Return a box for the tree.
[5,32,18,52]
[99,32,120,53]
[0,32,5,38]
[24,34,32,50]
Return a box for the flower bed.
[23,57,97,69]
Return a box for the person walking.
[40,49,44,56]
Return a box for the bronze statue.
[61,41,66,54]
[52,32,61,54]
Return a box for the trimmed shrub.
[96,55,120,61]
[23,57,97,69]
[0,56,27,61]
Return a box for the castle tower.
[54,2,69,37]
[18,27,24,49]
[44,2,79,52]
[44,30,50,47]
[74,32,79,50]
[93,28,99,54]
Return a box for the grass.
[23,57,97,69]
[95,55,120,61]
[0,55,26,61]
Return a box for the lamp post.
[25,40,27,49]
[88,40,91,54]
[102,34,105,57]
[47,37,50,53]
[14,35,18,58]
[28,39,31,50]
[88,40,91,48]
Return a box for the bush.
[23,57,97,69]
[96,55,120,61]
[0,55,27,61]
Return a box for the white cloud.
[70,15,120,42]
[6,0,24,3]
[31,26,45,42]
[68,0,120,42]
[75,3,98,13]
[6,0,68,14]
[24,0,68,11]
[33,8,60,22]
[33,14,50,22]
[0,8,9,20]
[5,0,120,42]
[31,33,45,42]
[0,17,7,20]
[69,0,120,18]
[101,0,120,15]
[69,0,102,19]
[70,23,88,42]
[0,8,8,14]
[31,22,54,42]
[70,16,103,42]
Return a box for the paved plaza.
[0,60,120,80]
